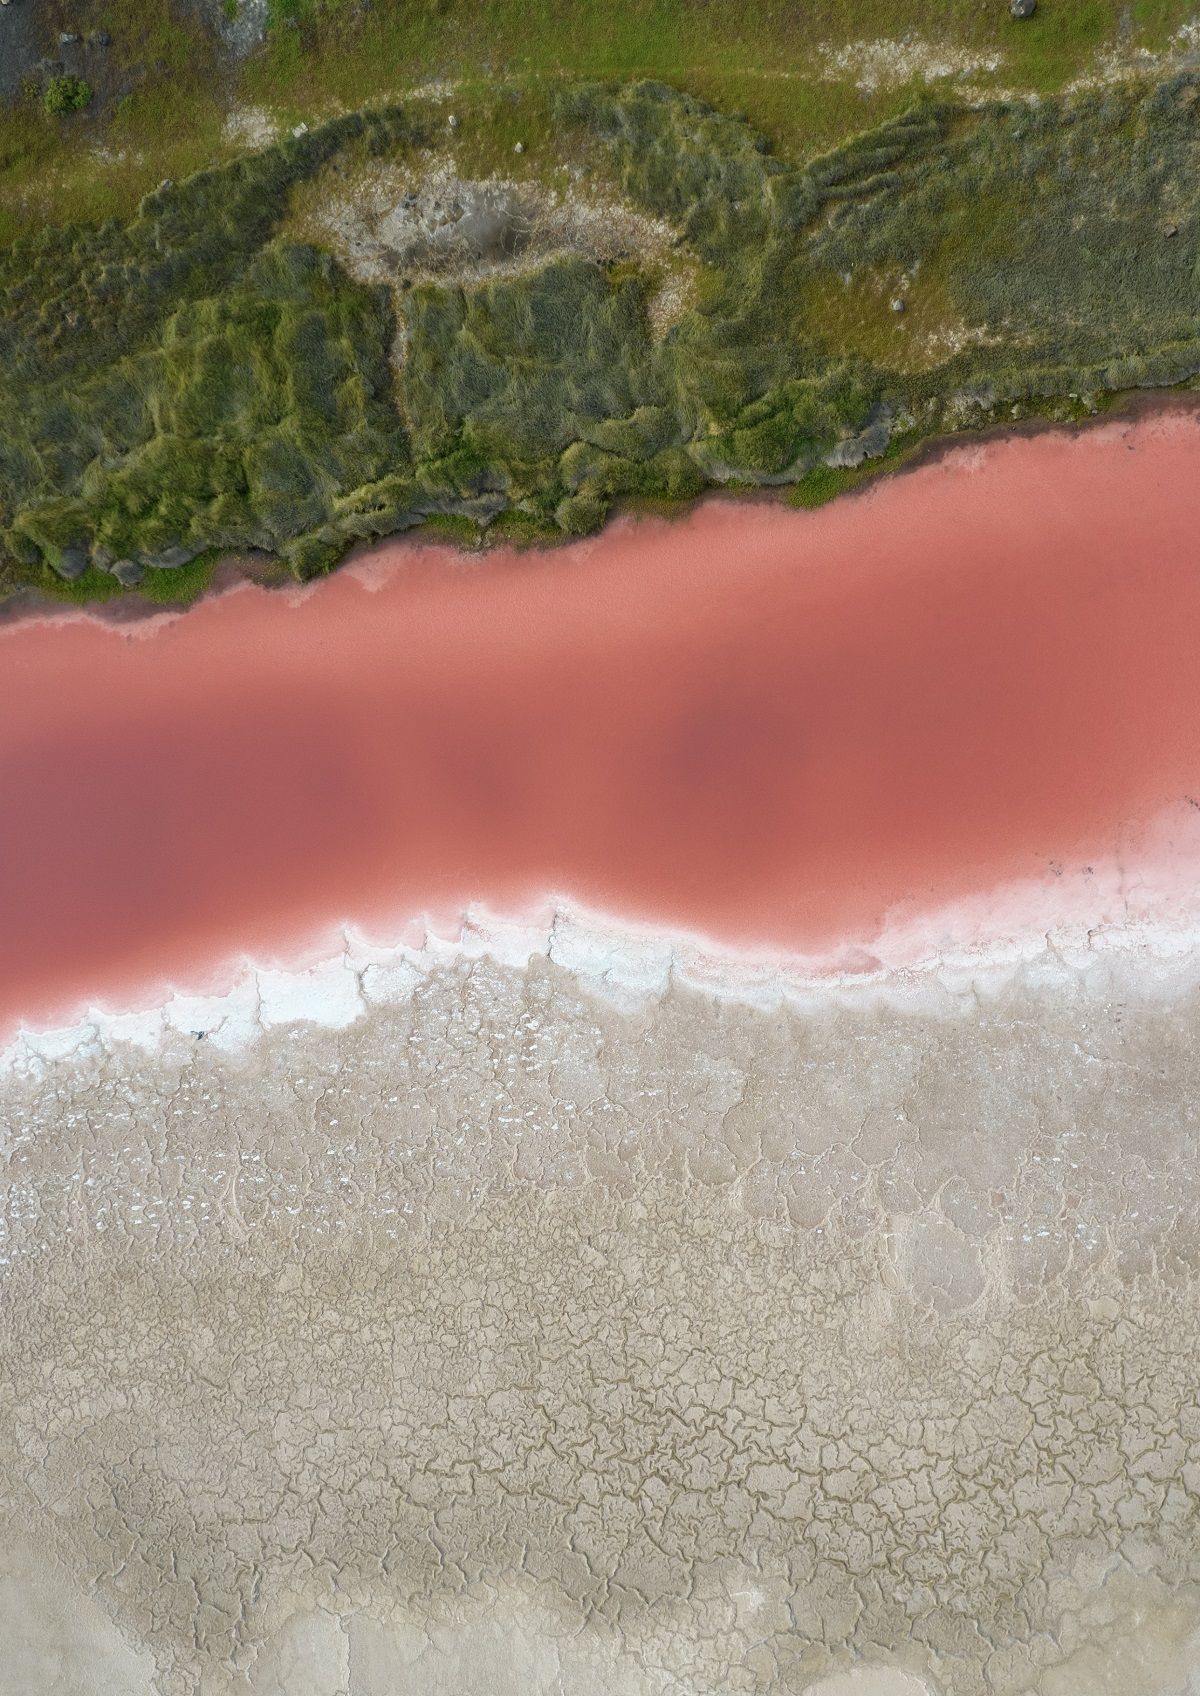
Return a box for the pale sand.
[4,943,1200,1694]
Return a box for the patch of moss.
[33,564,125,605]
[411,513,485,548]
[788,431,922,508]
[135,550,219,605]
[30,548,219,608]
[484,508,561,548]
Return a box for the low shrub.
[43,77,93,118]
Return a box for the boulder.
[142,543,201,570]
[50,545,88,581]
[1010,0,1036,17]
[111,559,145,588]
[822,405,894,471]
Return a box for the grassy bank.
[2,1,1200,597]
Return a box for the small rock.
[1165,223,1179,238]
[91,545,114,572]
[291,122,308,137]
[513,140,525,154]
[59,32,82,45]
[91,31,112,47]
[447,113,459,129]
[158,178,173,191]
[1010,0,1036,17]
[111,559,144,588]
[52,545,88,581]
[890,297,906,314]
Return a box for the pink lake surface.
[3,412,1200,1036]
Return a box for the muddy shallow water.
[3,411,1200,1035]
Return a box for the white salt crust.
[6,846,1200,1080]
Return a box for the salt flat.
[3,940,1200,1694]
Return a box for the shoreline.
[2,386,1197,635]
[8,847,1200,1074]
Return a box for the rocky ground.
[4,951,1200,1694]
[0,0,255,112]
[0,0,56,102]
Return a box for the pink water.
[2,413,1200,1036]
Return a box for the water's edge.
[4,388,1197,634]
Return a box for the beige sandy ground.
[3,954,1200,1694]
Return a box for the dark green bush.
[43,77,93,117]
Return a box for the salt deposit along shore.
[5,413,1200,1694]
[6,818,1200,1077]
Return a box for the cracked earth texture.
[4,953,1200,1693]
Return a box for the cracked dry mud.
[4,955,1200,1694]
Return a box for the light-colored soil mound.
[291,153,698,359]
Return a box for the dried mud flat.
[5,949,1200,1695]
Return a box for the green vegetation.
[28,548,219,609]
[133,550,219,604]
[3,3,1198,249]
[2,70,1200,594]
[2,0,1200,599]
[789,433,923,510]
[0,107,415,585]
[43,78,94,118]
